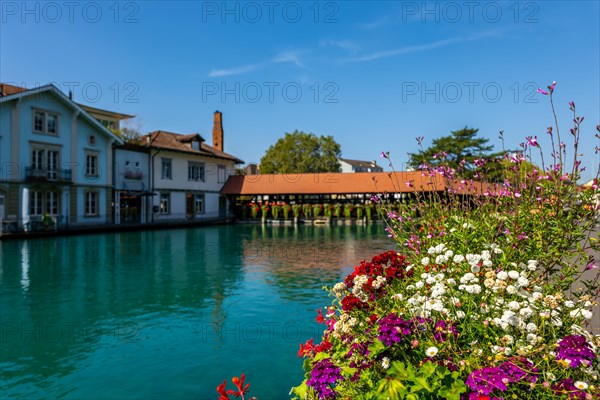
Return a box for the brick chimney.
[212,111,223,151]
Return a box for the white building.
[339,158,383,173]
[140,111,243,222]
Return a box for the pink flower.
[586,264,598,270]
[406,181,414,188]
[380,151,389,159]
[537,88,549,95]
[526,136,539,147]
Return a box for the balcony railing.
[25,167,73,183]
[123,168,144,180]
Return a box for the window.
[85,191,98,216]
[33,110,59,135]
[218,165,226,183]
[195,194,204,214]
[159,193,170,214]
[30,191,44,216]
[161,158,172,180]
[191,140,200,150]
[86,153,99,177]
[29,191,59,216]
[188,162,205,182]
[46,192,59,215]
[31,148,60,180]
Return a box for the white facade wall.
[150,150,235,221]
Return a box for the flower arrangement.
[344,204,353,219]
[355,204,364,219]
[283,204,292,220]
[260,204,270,219]
[271,204,280,220]
[314,204,323,218]
[250,204,260,219]
[290,83,600,399]
[303,204,313,219]
[292,204,302,218]
[333,204,342,218]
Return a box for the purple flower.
[378,313,413,346]
[556,335,596,368]
[380,151,389,159]
[433,320,458,342]
[526,136,539,147]
[465,367,509,395]
[552,378,588,400]
[306,358,342,399]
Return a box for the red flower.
[298,338,315,357]
[316,309,325,323]
[228,374,250,398]
[217,380,229,400]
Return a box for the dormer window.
[191,140,200,150]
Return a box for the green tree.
[408,127,507,181]
[260,130,341,173]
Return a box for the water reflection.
[0,224,392,399]
[239,224,393,303]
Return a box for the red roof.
[141,130,243,163]
[221,172,450,195]
[0,83,28,96]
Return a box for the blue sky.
[1,1,599,180]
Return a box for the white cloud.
[272,50,307,68]
[208,64,259,77]
[350,31,500,62]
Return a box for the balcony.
[123,168,144,180]
[25,167,72,183]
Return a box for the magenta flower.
[586,263,598,270]
[380,151,389,159]
[406,181,414,188]
[537,88,549,95]
[526,136,539,147]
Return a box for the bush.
[291,83,600,400]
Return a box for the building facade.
[339,158,383,173]
[141,111,243,222]
[0,84,123,231]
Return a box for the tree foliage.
[260,130,342,174]
[408,127,507,181]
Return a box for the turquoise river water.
[0,224,393,399]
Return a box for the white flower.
[506,285,517,294]
[564,300,575,308]
[456,310,466,319]
[501,335,514,345]
[527,260,538,271]
[546,373,556,381]
[570,309,593,319]
[382,357,390,369]
[415,281,424,289]
[574,381,588,390]
[435,254,448,264]
[392,293,403,301]
[520,307,534,319]
[471,265,481,274]
[532,292,543,301]
[526,322,537,332]
[508,301,521,311]
[508,270,520,280]
[517,277,529,287]
[434,243,447,254]
[482,259,493,267]
[426,346,438,357]
[445,249,454,258]
[453,254,465,264]
[406,285,416,291]
[446,278,456,286]
[497,271,508,280]
[421,257,430,266]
